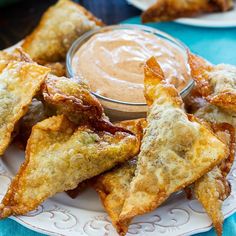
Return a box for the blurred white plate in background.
[127,0,236,28]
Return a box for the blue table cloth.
[1,17,236,236]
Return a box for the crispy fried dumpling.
[195,168,230,236]
[42,74,130,134]
[42,74,103,124]
[22,0,103,62]
[66,119,145,199]
[119,57,228,229]
[189,53,236,112]
[95,160,136,236]
[194,123,235,236]
[142,0,233,23]
[94,119,146,236]
[0,53,50,155]
[0,115,140,218]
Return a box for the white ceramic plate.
[2,43,236,236]
[0,144,236,236]
[127,0,236,28]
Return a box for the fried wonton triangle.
[0,115,140,218]
[0,53,50,155]
[42,74,124,135]
[189,53,236,112]
[95,160,136,236]
[142,0,233,23]
[22,0,103,62]
[119,57,228,227]
[42,74,104,124]
[194,123,235,236]
[94,119,146,236]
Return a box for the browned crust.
[95,181,132,236]
[188,52,236,112]
[194,122,234,236]
[66,119,145,200]
[188,52,213,97]
[144,57,183,107]
[73,1,104,27]
[0,115,77,218]
[42,79,104,122]
[208,92,236,113]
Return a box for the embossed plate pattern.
[0,144,236,236]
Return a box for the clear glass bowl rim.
[66,24,194,107]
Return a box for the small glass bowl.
[66,24,194,121]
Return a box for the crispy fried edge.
[188,52,236,112]
[194,123,235,236]
[144,56,183,107]
[188,52,213,97]
[208,92,236,113]
[42,75,104,121]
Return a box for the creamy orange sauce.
[72,29,190,107]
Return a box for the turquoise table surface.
[1,17,236,236]
[123,17,236,65]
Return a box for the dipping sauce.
[72,29,190,108]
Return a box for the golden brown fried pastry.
[142,0,233,23]
[119,57,228,229]
[0,54,50,155]
[0,115,140,218]
[94,119,146,236]
[67,118,145,199]
[22,0,103,62]
[189,53,236,112]
[95,160,136,236]
[42,74,132,135]
[42,74,103,124]
[194,123,235,236]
